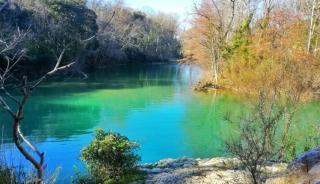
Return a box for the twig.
[0,96,15,118]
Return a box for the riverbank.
[193,78,320,100]
[137,147,320,184]
[137,157,285,184]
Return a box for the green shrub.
[80,129,141,183]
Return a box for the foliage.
[0,157,61,184]
[0,152,32,184]
[89,0,180,67]
[0,0,181,73]
[80,129,141,183]
[73,169,144,184]
[222,14,253,60]
[29,0,98,66]
[43,0,98,53]
[183,0,320,96]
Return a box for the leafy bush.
[80,129,141,183]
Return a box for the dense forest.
[0,0,180,73]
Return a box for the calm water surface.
[0,64,319,182]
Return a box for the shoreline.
[137,157,286,184]
[137,147,320,184]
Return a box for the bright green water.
[0,64,319,182]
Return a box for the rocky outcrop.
[135,148,320,184]
[139,157,287,184]
[266,147,320,184]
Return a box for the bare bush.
[225,91,285,184]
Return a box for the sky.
[125,0,195,23]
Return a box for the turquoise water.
[0,64,319,182]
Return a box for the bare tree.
[264,0,275,16]
[0,30,74,184]
[225,91,285,184]
[304,0,320,52]
[193,0,237,84]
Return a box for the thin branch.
[210,0,223,21]
[0,0,9,13]
[0,28,28,54]
[31,62,74,90]
[53,49,65,70]
[0,96,15,118]
[7,49,26,72]
[0,87,19,104]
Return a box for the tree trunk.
[307,0,317,52]
[12,94,45,184]
[13,118,44,184]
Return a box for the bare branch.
[0,87,19,104]
[31,61,74,90]
[210,0,223,21]
[0,96,15,118]
[224,0,237,39]
[0,0,9,13]
[0,26,74,184]
[53,49,65,70]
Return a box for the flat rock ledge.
[136,157,287,184]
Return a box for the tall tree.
[192,0,237,84]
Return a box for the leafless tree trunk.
[0,30,74,184]
[264,0,275,16]
[306,0,319,52]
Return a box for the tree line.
[0,0,181,74]
[183,0,320,98]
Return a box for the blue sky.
[125,0,194,19]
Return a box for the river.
[0,64,319,182]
